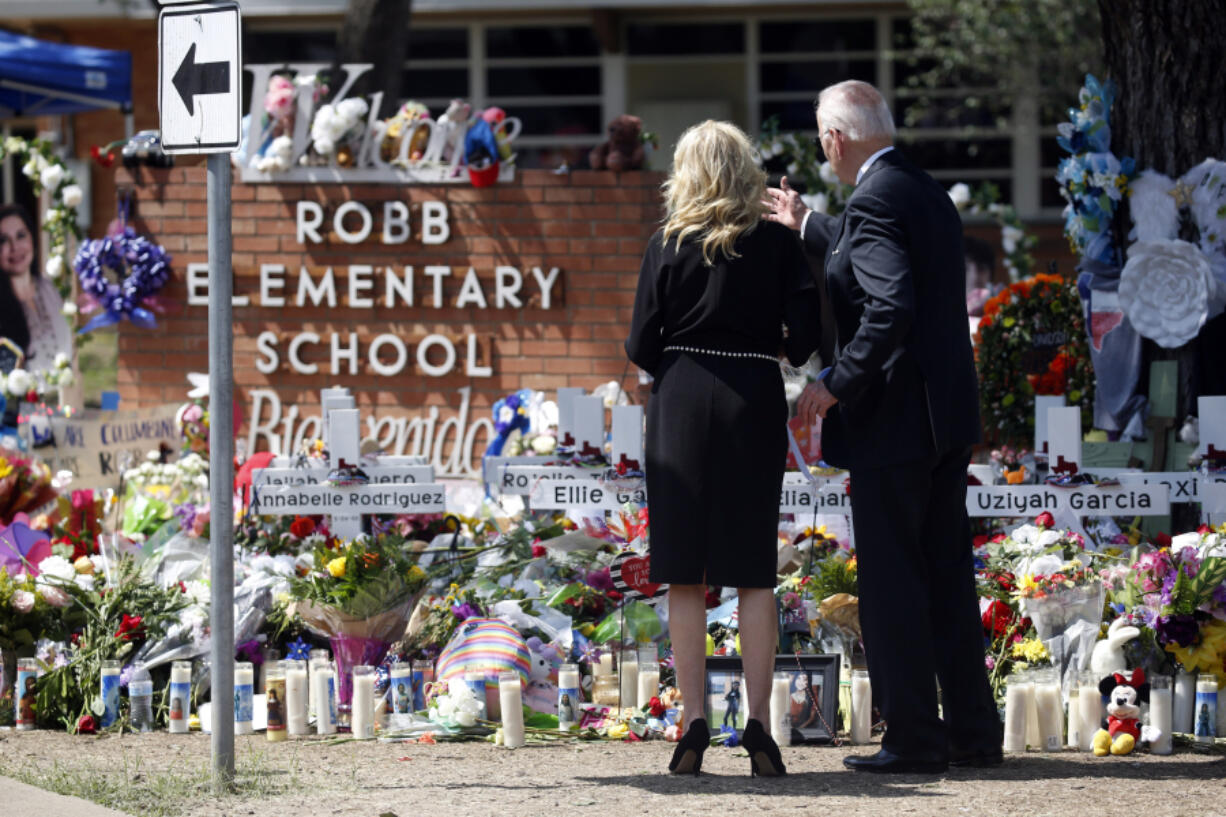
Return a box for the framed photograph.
[703,654,839,743]
[775,654,840,744]
[705,657,747,733]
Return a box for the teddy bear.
[589,114,646,172]
[1092,667,1149,756]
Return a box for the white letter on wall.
[255,331,280,374]
[369,334,408,376]
[297,266,337,307]
[260,263,286,307]
[247,389,283,456]
[296,201,324,244]
[423,265,451,308]
[495,266,523,308]
[466,334,492,377]
[333,201,373,244]
[386,265,413,307]
[289,332,320,374]
[331,332,360,375]
[348,265,374,308]
[421,201,450,245]
[187,263,209,306]
[383,201,410,244]
[531,267,562,310]
[416,334,457,377]
[455,267,488,309]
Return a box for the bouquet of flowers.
[977,513,1107,695]
[1113,525,1226,678]
[0,453,57,527]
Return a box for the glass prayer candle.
[350,665,376,739]
[850,669,872,744]
[636,661,660,711]
[557,663,580,731]
[266,661,287,741]
[1148,674,1173,755]
[770,671,791,748]
[1002,672,1032,752]
[1194,673,1217,743]
[284,659,309,736]
[100,659,122,728]
[16,657,37,730]
[234,661,254,734]
[499,671,525,748]
[168,661,191,734]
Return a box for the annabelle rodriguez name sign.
[257,483,446,514]
[966,484,1170,517]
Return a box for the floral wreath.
[73,226,173,333]
[0,136,83,401]
[974,272,1095,446]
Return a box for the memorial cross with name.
[252,394,445,538]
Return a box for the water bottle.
[129,668,153,732]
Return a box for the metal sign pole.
[207,151,235,789]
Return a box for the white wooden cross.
[253,390,445,538]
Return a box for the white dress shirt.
[800,145,896,238]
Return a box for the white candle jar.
[234,661,255,734]
[351,665,376,739]
[169,660,192,734]
[284,659,309,737]
[499,671,525,748]
[1148,674,1173,755]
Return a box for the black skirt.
[645,349,787,589]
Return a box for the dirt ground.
[2,730,1225,817]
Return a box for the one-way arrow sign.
[173,42,231,116]
[158,2,241,154]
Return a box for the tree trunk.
[1098,0,1226,427]
[1097,0,1226,175]
[337,0,411,119]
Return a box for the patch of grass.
[0,741,306,817]
[76,330,118,408]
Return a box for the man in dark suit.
[766,80,1000,773]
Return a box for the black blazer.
[801,149,980,470]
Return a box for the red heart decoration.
[615,553,664,599]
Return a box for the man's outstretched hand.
[798,379,838,423]
[764,176,810,232]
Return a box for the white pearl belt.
[663,345,778,362]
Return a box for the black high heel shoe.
[742,719,787,777]
[668,718,710,775]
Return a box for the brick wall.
[114,166,666,466]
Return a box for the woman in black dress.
[625,120,820,776]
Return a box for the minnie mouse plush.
[1092,668,1149,756]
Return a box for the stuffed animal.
[589,115,646,172]
[1090,617,1141,676]
[1092,668,1149,756]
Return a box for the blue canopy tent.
[0,30,132,117]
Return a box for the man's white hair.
[815,80,896,142]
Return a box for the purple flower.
[984,655,996,670]
[585,567,614,592]
[451,602,481,621]
[236,639,265,665]
[720,725,739,747]
[119,663,135,688]
[1155,614,1199,648]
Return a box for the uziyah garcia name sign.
[529,478,646,511]
[966,485,1170,517]
[257,482,445,515]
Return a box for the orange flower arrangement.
[974,272,1094,445]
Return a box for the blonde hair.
[662,120,766,266]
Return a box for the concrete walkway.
[3,776,131,817]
